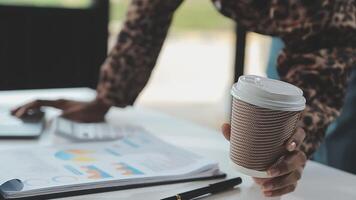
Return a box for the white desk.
[1,88,356,200]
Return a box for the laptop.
[0,108,44,139]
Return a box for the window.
[109,0,235,130]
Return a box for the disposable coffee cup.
[230,75,306,178]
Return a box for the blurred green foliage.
[0,0,233,31]
[0,0,90,8]
[111,0,233,31]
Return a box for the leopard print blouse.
[96,0,356,158]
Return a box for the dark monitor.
[0,0,109,90]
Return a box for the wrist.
[93,97,112,113]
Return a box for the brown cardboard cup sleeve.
[230,75,305,178]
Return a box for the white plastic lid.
[231,75,306,111]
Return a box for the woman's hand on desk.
[222,124,307,197]
[12,98,111,122]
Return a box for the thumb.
[221,123,231,141]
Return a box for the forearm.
[278,47,355,158]
[96,0,183,107]
[298,103,339,157]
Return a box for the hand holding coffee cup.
[222,124,306,197]
[223,75,307,197]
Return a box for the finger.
[221,123,231,141]
[13,102,42,118]
[12,99,69,118]
[253,177,271,185]
[61,112,86,123]
[11,107,22,115]
[263,167,303,191]
[37,99,69,110]
[264,184,297,197]
[61,111,105,123]
[268,151,307,177]
[286,127,306,152]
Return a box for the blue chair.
[314,68,356,174]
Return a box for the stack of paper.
[0,128,223,199]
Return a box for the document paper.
[0,128,221,199]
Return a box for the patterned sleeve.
[215,0,325,36]
[96,0,183,107]
[214,0,356,158]
[278,48,355,158]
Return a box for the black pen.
[161,177,242,200]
